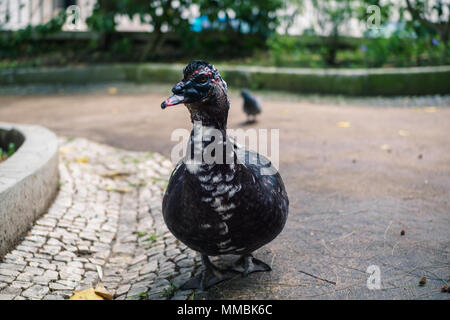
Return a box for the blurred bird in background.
[241,89,262,123]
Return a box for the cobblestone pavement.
[0,137,202,300]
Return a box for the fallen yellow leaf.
[105,185,132,193]
[94,283,113,300]
[59,147,75,155]
[108,87,117,95]
[398,130,410,137]
[380,144,392,152]
[76,156,89,164]
[337,121,351,128]
[424,106,437,113]
[101,171,131,179]
[70,288,104,300]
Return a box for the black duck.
[161,60,289,290]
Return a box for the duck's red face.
[161,65,216,109]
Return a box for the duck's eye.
[198,75,207,83]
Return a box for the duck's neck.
[189,109,228,130]
[187,93,229,130]
[184,119,236,177]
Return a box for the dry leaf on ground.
[76,156,89,164]
[398,130,410,137]
[70,288,104,300]
[101,171,131,179]
[337,121,351,128]
[94,283,113,300]
[105,185,132,193]
[424,106,437,113]
[59,147,75,155]
[380,144,392,152]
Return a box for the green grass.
[160,283,178,299]
[0,142,16,162]
[144,234,158,243]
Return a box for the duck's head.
[161,60,229,126]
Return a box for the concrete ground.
[0,84,449,299]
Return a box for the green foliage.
[86,0,192,34]
[195,0,284,39]
[359,0,449,67]
[310,0,356,65]
[361,33,449,68]
[357,0,393,25]
[0,11,66,60]
[0,142,16,162]
[144,234,158,244]
[160,282,178,298]
[1,0,448,68]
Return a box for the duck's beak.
[161,81,187,109]
[161,94,185,109]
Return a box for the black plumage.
[241,89,262,122]
[160,61,289,290]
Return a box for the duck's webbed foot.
[180,255,238,291]
[232,254,272,277]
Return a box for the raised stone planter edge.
[0,122,59,258]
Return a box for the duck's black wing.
[225,147,288,253]
[162,161,190,240]
[162,160,227,254]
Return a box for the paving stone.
[22,285,49,299]
[115,284,131,297]
[0,263,25,271]
[33,270,59,284]
[0,268,19,277]
[16,273,33,282]
[0,275,15,283]
[0,286,22,295]
[53,290,73,299]
[11,281,34,289]
[9,250,33,259]
[43,295,65,300]
[24,266,45,276]
[139,261,158,275]
[127,285,149,298]
[59,270,83,282]
[16,244,38,253]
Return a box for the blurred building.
[0,0,392,37]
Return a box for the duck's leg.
[232,254,272,277]
[180,255,238,290]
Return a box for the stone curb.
[0,123,59,258]
[1,64,449,96]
